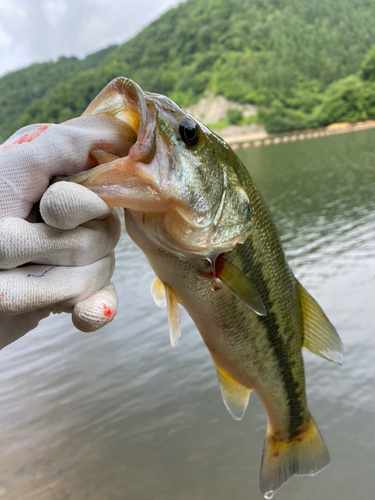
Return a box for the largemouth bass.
[63,78,343,498]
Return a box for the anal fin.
[297,281,343,364]
[217,367,251,420]
[151,275,166,308]
[165,284,181,347]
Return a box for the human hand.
[0,115,132,348]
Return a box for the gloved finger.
[0,115,135,219]
[40,182,112,230]
[0,253,115,315]
[72,281,118,332]
[0,308,51,350]
[0,280,119,347]
[0,211,121,269]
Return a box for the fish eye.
[179,118,199,147]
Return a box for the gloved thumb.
[0,115,134,219]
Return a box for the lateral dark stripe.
[241,237,305,436]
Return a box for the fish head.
[63,77,252,260]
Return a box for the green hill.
[0,46,117,142]
[2,0,375,140]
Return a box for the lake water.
[0,129,375,500]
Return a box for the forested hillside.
[2,0,375,140]
[0,46,117,142]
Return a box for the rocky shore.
[220,120,375,149]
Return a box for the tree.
[360,45,375,82]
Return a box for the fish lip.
[83,77,157,165]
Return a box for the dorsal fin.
[297,280,343,364]
[151,275,166,308]
[216,367,251,420]
[218,256,266,316]
[165,284,181,347]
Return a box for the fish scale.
[216,221,307,436]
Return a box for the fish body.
[63,78,343,498]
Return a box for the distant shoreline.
[220,120,375,149]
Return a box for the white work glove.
[0,115,130,348]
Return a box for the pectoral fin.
[297,280,343,364]
[216,367,251,420]
[165,284,181,347]
[151,275,166,308]
[218,256,266,316]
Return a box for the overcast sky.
[0,0,181,76]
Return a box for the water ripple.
[0,130,374,499]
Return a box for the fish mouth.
[60,77,171,212]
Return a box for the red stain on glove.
[102,304,114,319]
[1,124,50,151]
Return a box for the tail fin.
[260,416,330,499]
